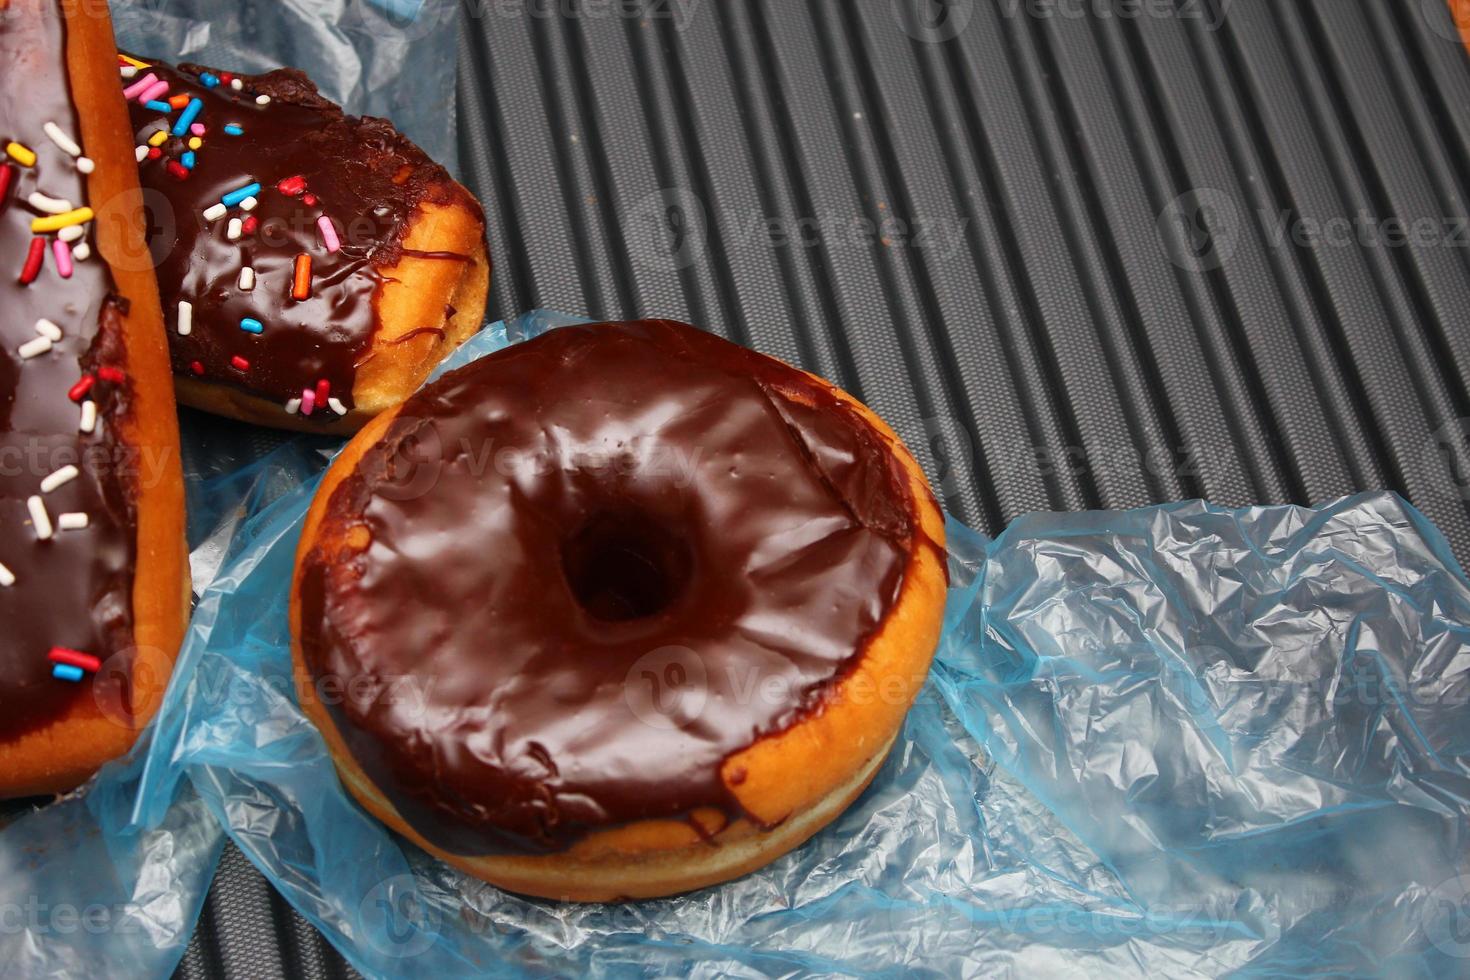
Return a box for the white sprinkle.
[177,300,193,336]
[58,224,85,242]
[0,562,13,587]
[19,336,52,359]
[328,397,347,416]
[239,196,258,212]
[255,94,271,105]
[28,191,73,214]
[41,464,79,493]
[230,78,243,91]
[44,121,82,157]
[34,318,62,341]
[203,202,228,222]
[284,397,301,415]
[226,217,243,241]
[120,65,139,79]
[27,496,52,540]
[76,157,94,174]
[57,513,89,531]
[238,266,255,290]
[72,242,90,262]
[79,400,97,433]
[135,145,148,163]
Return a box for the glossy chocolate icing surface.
[298,320,923,854]
[122,53,480,416]
[0,1,136,740]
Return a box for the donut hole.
[561,511,692,622]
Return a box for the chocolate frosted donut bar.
[122,53,489,431]
[0,0,188,797]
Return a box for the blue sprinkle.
[200,72,220,88]
[240,317,263,334]
[171,97,203,136]
[145,99,172,113]
[221,182,261,208]
[181,151,196,170]
[52,663,83,683]
[223,123,244,136]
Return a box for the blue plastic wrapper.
[5,310,1470,978]
[111,0,463,172]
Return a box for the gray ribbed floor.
[177,1,1470,977]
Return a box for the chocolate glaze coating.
[298,320,924,854]
[0,1,136,740]
[123,54,481,412]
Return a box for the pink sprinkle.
[121,72,158,100]
[52,239,73,278]
[137,79,169,104]
[190,123,206,136]
[300,387,316,416]
[316,215,340,253]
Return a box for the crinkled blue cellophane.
[3,310,1469,978]
[110,0,462,170]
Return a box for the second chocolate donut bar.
[121,53,488,432]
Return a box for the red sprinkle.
[241,215,259,235]
[98,366,126,384]
[166,160,190,181]
[68,375,96,401]
[48,647,102,673]
[315,379,330,404]
[220,71,234,84]
[230,355,250,371]
[190,360,205,376]
[277,175,305,196]
[0,163,13,204]
[146,146,162,160]
[301,192,318,207]
[19,236,44,284]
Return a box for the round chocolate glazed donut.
[290,319,948,900]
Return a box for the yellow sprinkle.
[30,207,94,233]
[147,129,169,147]
[187,136,202,150]
[6,141,36,166]
[119,53,150,68]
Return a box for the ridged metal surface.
[176,0,1470,976]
